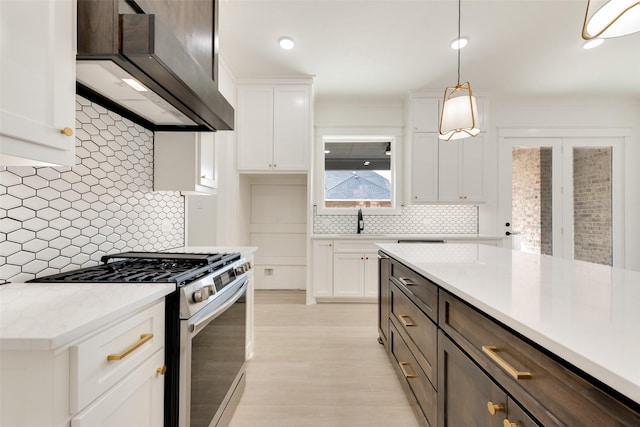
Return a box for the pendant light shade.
[439,0,480,141]
[439,83,479,141]
[582,0,640,39]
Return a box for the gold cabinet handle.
[156,365,167,375]
[398,362,417,379]
[107,333,154,361]
[398,314,416,327]
[482,346,532,380]
[397,277,416,287]
[487,401,505,415]
[60,127,74,136]
[503,420,521,427]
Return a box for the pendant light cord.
[457,0,461,86]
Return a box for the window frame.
[315,134,401,216]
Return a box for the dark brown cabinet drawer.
[438,331,540,427]
[439,290,640,426]
[390,259,438,322]
[391,282,437,384]
[390,322,437,427]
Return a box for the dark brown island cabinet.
[378,251,640,427]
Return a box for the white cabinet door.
[333,253,365,297]
[363,254,379,298]
[198,132,217,189]
[273,86,310,171]
[439,135,484,202]
[154,132,216,194]
[411,133,439,203]
[237,86,274,171]
[312,240,334,297]
[0,0,76,166]
[71,349,165,427]
[411,98,440,132]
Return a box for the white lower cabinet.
[312,240,334,297]
[0,300,165,427]
[333,253,379,298]
[312,239,393,301]
[71,349,164,427]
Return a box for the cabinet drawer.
[391,283,437,385]
[439,290,640,426]
[390,322,437,427]
[70,301,165,413]
[390,259,438,322]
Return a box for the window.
[318,136,398,213]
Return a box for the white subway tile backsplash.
[0,96,184,284]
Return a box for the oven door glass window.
[189,291,246,427]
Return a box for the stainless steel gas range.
[30,251,252,427]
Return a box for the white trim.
[315,133,402,216]
[498,130,625,267]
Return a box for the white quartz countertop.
[312,234,505,241]
[167,246,258,257]
[377,243,640,406]
[0,282,175,351]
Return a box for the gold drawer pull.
[482,346,532,380]
[398,362,417,379]
[487,401,505,415]
[60,127,74,136]
[503,420,521,427]
[107,333,154,361]
[398,315,416,327]
[398,277,416,287]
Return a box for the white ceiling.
[219,0,640,102]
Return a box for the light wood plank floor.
[228,290,420,427]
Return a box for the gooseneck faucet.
[357,208,364,234]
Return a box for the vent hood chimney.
[76,0,234,131]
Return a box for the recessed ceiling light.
[583,38,604,49]
[278,36,295,50]
[451,36,469,50]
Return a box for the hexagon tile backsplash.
[0,96,184,284]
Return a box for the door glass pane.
[511,147,553,255]
[573,147,612,266]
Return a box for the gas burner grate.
[29,252,241,286]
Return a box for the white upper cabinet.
[438,135,485,202]
[0,0,77,166]
[237,83,311,172]
[409,96,487,204]
[154,132,217,194]
[411,98,440,132]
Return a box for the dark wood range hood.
[76,0,234,131]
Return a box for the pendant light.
[582,0,640,39]
[439,0,480,141]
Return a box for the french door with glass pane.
[498,132,623,267]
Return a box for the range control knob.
[235,265,245,275]
[192,285,214,303]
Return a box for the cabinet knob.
[156,365,167,375]
[60,127,74,136]
[201,175,206,179]
[487,401,505,415]
[503,420,521,427]
[273,164,277,168]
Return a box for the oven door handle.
[188,278,247,334]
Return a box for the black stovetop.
[29,252,240,286]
